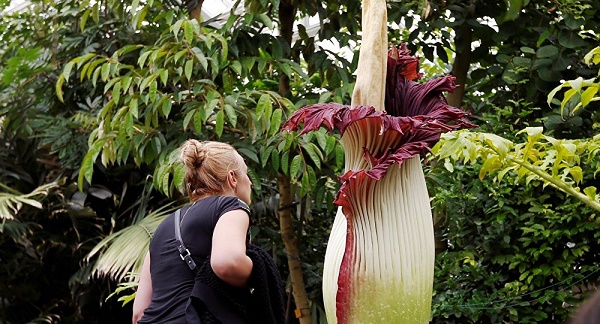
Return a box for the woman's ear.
[228,170,237,188]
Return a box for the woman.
[570,289,600,324]
[132,140,284,323]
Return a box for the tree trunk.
[276,1,311,323]
[278,0,295,96]
[187,0,204,21]
[277,174,312,323]
[447,23,472,108]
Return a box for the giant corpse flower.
[283,39,476,324]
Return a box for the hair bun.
[180,139,205,168]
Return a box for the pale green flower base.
[323,157,434,324]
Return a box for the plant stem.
[509,157,600,212]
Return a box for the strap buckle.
[179,248,197,270]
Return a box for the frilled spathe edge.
[283,104,475,216]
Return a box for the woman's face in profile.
[234,153,253,205]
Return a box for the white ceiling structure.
[202,0,321,40]
[201,0,349,59]
[2,0,347,59]
[3,0,29,13]
[4,0,322,41]
[202,0,237,20]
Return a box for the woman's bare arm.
[211,209,253,287]
[132,251,152,324]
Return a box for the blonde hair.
[179,140,244,201]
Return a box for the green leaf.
[104,77,121,94]
[183,110,194,130]
[281,152,289,175]
[561,88,577,112]
[138,51,152,68]
[290,155,302,179]
[205,98,219,118]
[184,20,194,43]
[15,197,42,209]
[260,146,274,168]
[504,0,523,21]
[437,44,449,64]
[257,59,267,74]
[149,80,157,100]
[584,47,600,65]
[172,19,184,40]
[547,83,566,106]
[132,6,149,29]
[318,92,332,103]
[78,140,103,190]
[248,168,261,191]
[125,112,133,137]
[101,63,110,81]
[314,131,327,151]
[531,58,552,71]
[444,160,454,172]
[568,77,584,92]
[258,13,273,29]
[63,61,75,83]
[581,86,599,107]
[300,172,309,197]
[174,49,188,63]
[173,164,185,192]
[325,136,336,156]
[190,18,200,36]
[538,68,561,82]
[129,98,139,119]
[558,30,586,49]
[283,132,294,151]
[185,60,193,81]
[512,57,531,67]
[86,58,105,80]
[161,99,172,118]
[569,166,583,183]
[314,179,326,208]
[193,110,203,132]
[160,69,169,85]
[268,108,283,137]
[112,81,122,104]
[520,46,535,54]
[335,144,344,169]
[80,8,91,32]
[256,94,270,120]
[56,74,65,102]
[307,164,316,191]
[121,76,133,93]
[139,75,158,93]
[91,2,99,22]
[280,97,296,112]
[301,142,322,169]
[536,45,558,58]
[238,147,259,165]
[191,47,208,71]
[270,149,280,172]
[165,10,174,25]
[215,110,224,137]
[584,186,597,199]
[223,104,237,127]
[230,61,242,75]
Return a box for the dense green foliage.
[0,0,599,323]
[429,162,599,323]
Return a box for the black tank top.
[138,196,251,323]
